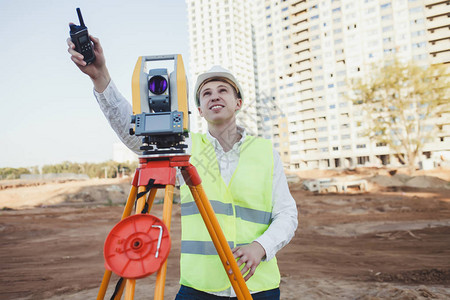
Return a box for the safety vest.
[179,132,280,292]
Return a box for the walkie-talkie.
[70,8,95,64]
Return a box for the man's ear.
[235,98,243,112]
[198,106,204,117]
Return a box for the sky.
[0,0,190,168]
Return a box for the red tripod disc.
[103,214,171,279]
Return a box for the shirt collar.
[206,126,246,152]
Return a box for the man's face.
[198,80,242,125]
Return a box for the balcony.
[426,15,450,29]
[427,27,450,41]
[291,0,308,11]
[301,109,316,120]
[299,100,315,111]
[292,29,309,43]
[430,51,450,64]
[428,39,450,54]
[424,3,449,18]
[291,12,308,27]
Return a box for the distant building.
[185,0,450,170]
[425,0,450,65]
[186,0,258,135]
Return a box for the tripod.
[96,154,253,300]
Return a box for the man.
[67,35,298,299]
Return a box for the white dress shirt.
[94,80,298,296]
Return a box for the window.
[366,7,375,14]
[411,18,424,25]
[412,42,426,48]
[356,144,366,149]
[409,6,423,13]
[411,30,425,37]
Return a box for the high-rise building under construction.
[186,0,449,170]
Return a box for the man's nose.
[210,91,220,100]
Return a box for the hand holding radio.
[67,8,110,92]
[69,8,95,64]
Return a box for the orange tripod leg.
[97,176,139,300]
[124,279,136,300]
[154,184,174,300]
[181,164,252,300]
[121,183,156,300]
[146,188,158,213]
[190,185,253,300]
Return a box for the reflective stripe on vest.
[181,201,272,225]
[181,240,235,255]
[179,132,280,292]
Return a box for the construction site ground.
[1,167,449,300]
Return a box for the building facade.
[186,0,450,169]
[186,0,258,134]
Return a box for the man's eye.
[219,88,227,93]
[203,91,211,96]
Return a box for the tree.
[350,60,449,173]
[0,167,31,180]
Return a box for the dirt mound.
[356,285,444,300]
[369,175,406,187]
[372,268,450,285]
[405,176,450,189]
[368,174,450,189]
[1,169,450,300]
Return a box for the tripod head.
[130,55,189,155]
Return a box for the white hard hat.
[194,65,244,106]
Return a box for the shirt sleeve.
[93,80,142,154]
[254,149,298,261]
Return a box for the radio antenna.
[76,8,85,27]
